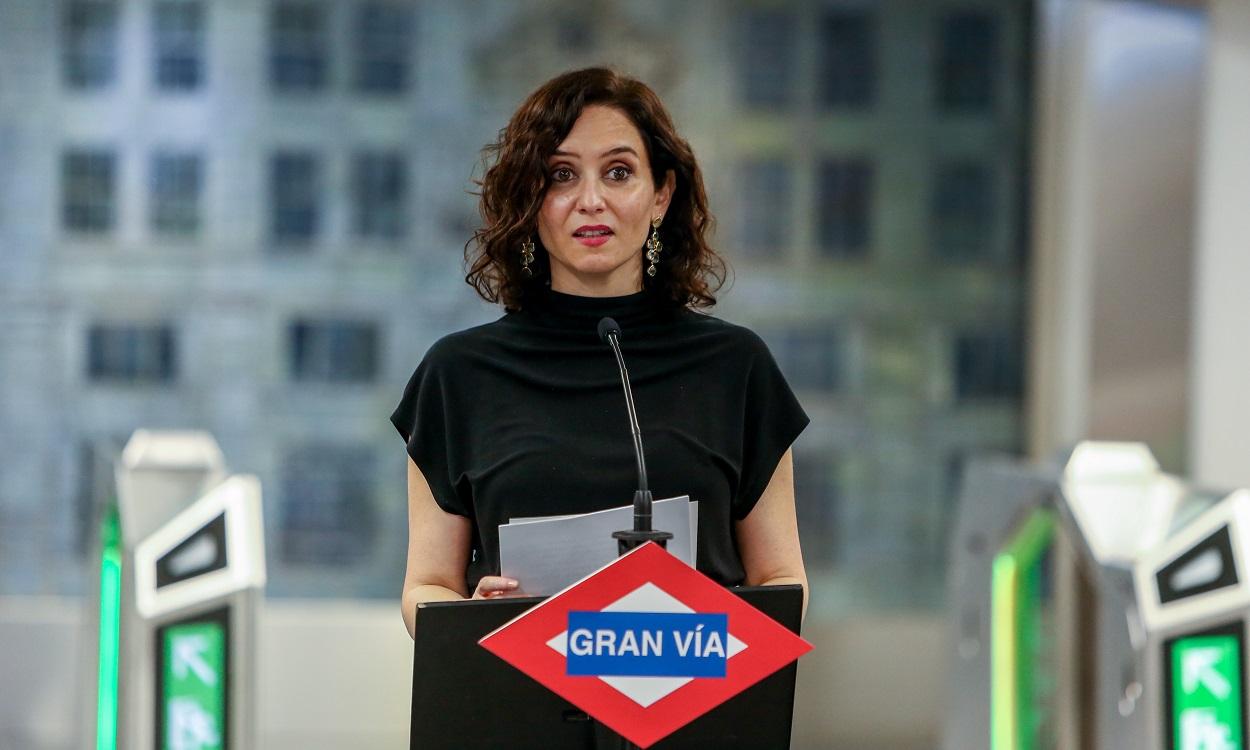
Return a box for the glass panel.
[818,10,875,109]
[736,158,791,258]
[770,327,841,392]
[555,15,595,53]
[270,151,319,244]
[936,10,999,111]
[932,160,994,262]
[817,159,872,259]
[86,324,178,383]
[731,8,796,109]
[63,0,118,90]
[794,454,839,569]
[270,0,328,92]
[5,2,1036,620]
[62,150,116,233]
[278,445,377,566]
[154,1,204,91]
[150,152,203,235]
[353,151,408,239]
[289,320,380,383]
[354,1,414,93]
[954,330,1024,401]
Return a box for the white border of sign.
[1134,490,1250,636]
[135,474,266,620]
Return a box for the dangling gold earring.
[520,237,535,278]
[645,218,662,277]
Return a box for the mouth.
[572,226,614,238]
[573,225,613,247]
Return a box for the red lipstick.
[573,224,613,247]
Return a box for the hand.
[472,576,521,599]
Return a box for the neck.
[522,282,670,331]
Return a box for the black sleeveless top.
[390,286,809,593]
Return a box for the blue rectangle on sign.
[565,611,729,678]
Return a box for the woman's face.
[537,105,675,297]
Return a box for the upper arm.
[404,455,471,598]
[734,448,806,587]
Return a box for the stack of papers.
[498,496,697,596]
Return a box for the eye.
[607,165,632,181]
[551,167,574,182]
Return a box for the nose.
[574,177,606,215]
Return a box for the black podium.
[409,584,804,749]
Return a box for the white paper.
[499,495,694,596]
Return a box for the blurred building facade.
[0,0,1030,609]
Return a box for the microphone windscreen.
[597,317,621,343]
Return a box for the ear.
[654,169,676,221]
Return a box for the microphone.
[598,317,673,554]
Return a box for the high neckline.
[518,284,677,331]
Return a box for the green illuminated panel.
[161,618,226,750]
[991,508,1056,750]
[96,506,122,750]
[1172,633,1243,750]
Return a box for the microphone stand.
[596,317,672,750]
[598,317,674,556]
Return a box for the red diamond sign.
[479,542,812,748]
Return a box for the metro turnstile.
[93,430,265,750]
[942,442,1199,750]
[1134,490,1250,750]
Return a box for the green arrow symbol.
[1183,646,1233,700]
[173,634,218,686]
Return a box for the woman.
[392,67,809,639]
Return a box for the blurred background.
[1,0,1246,748]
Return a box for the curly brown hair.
[465,67,727,311]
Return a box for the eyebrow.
[549,145,639,160]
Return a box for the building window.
[354,2,414,94]
[818,10,875,109]
[153,0,205,91]
[270,151,320,244]
[732,8,796,109]
[62,0,118,90]
[62,149,116,234]
[555,15,595,54]
[87,324,178,383]
[794,454,839,568]
[936,11,998,111]
[817,159,873,259]
[150,152,202,236]
[932,161,994,262]
[772,327,842,392]
[270,1,328,92]
[953,330,1023,401]
[279,445,377,565]
[353,151,408,239]
[289,319,380,383]
[736,158,791,258]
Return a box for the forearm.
[401,583,467,639]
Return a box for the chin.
[553,259,639,285]
[575,257,627,272]
[557,252,628,272]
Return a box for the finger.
[481,576,519,591]
[473,577,519,598]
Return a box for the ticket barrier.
[942,456,1061,750]
[1053,442,1189,750]
[98,430,265,750]
[942,442,1192,750]
[1134,490,1250,750]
